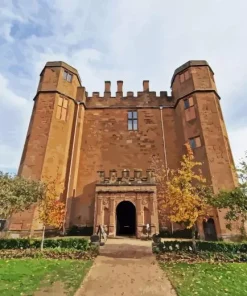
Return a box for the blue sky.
[0,0,247,173]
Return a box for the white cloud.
[228,126,247,165]
[0,74,32,170]
[0,0,247,172]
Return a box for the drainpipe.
[159,106,173,233]
[160,107,168,174]
[62,101,80,234]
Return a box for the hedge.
[153,240,247,253]
[158,229,199,239]
[67,225,93,236]
[0,238,89,250]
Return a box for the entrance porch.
[94,169,159,238]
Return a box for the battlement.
[96,169,156,185]
[83,80,173,108]
[88,80,169,97]
[37,59,217,108]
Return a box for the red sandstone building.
[8,60,239,239]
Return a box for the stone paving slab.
[75,238,176,296]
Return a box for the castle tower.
[171,60,238,239]
[9,62,86,235]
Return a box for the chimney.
[143,80,149,92]
[117,81,123,93]
[104,81,111,93]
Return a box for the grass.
[0,258,92,296]
[161,262,247,296]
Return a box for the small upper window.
[189,136,201,149]
[128,111,138,131]
[63,70,72,82]
[179,69,190,83]
[184,97,194,109]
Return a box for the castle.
[8,60,239,239]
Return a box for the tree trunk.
[41,225,45,251]
[192,224,196,253]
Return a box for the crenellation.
[160,91,168,97]
[117,81,123,92]
[104,81,111,92]
[143,80,149,91]
[92,92,100,98]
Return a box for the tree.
[38,178,65,250]
[0,171,44,220]
[152,143,212,251]
[208,151,247,237]
[150,154,169,227]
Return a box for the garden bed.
[0,247,98,260]
[153,240,247,253]
[157,251,247,263]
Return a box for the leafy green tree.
[0,171,44,220]
[208,151,247,236]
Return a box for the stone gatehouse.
[7,60,240,240]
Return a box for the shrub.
[0,238,89,251]
[158,228,199,239]
[153,240,247,254]
[67,225,93,236]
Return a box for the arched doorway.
[203,218,217,241]
[116,201,136,236]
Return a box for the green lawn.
[0,258,92,296]
[161,262,247,296]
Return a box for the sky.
[0,0,247,174]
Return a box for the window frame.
[128,110,138,131]
[184,97,194,110]
[56,96,69,121]
[179,69,190,83]
[63,70,73,83]
[189,136,201,149]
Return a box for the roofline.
[39,61,82,86]
[170,60,214,87]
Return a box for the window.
[184,97,194,109]
[128,111,138,130]
[63,70,72,82]
[184,97,196,121]
[56,97,68,121]
[179,69,190,83]
[189,136,201,149]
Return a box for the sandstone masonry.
[8,60,239,239]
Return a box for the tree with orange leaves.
[38,179,65,250]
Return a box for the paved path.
[75,238,176,296]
